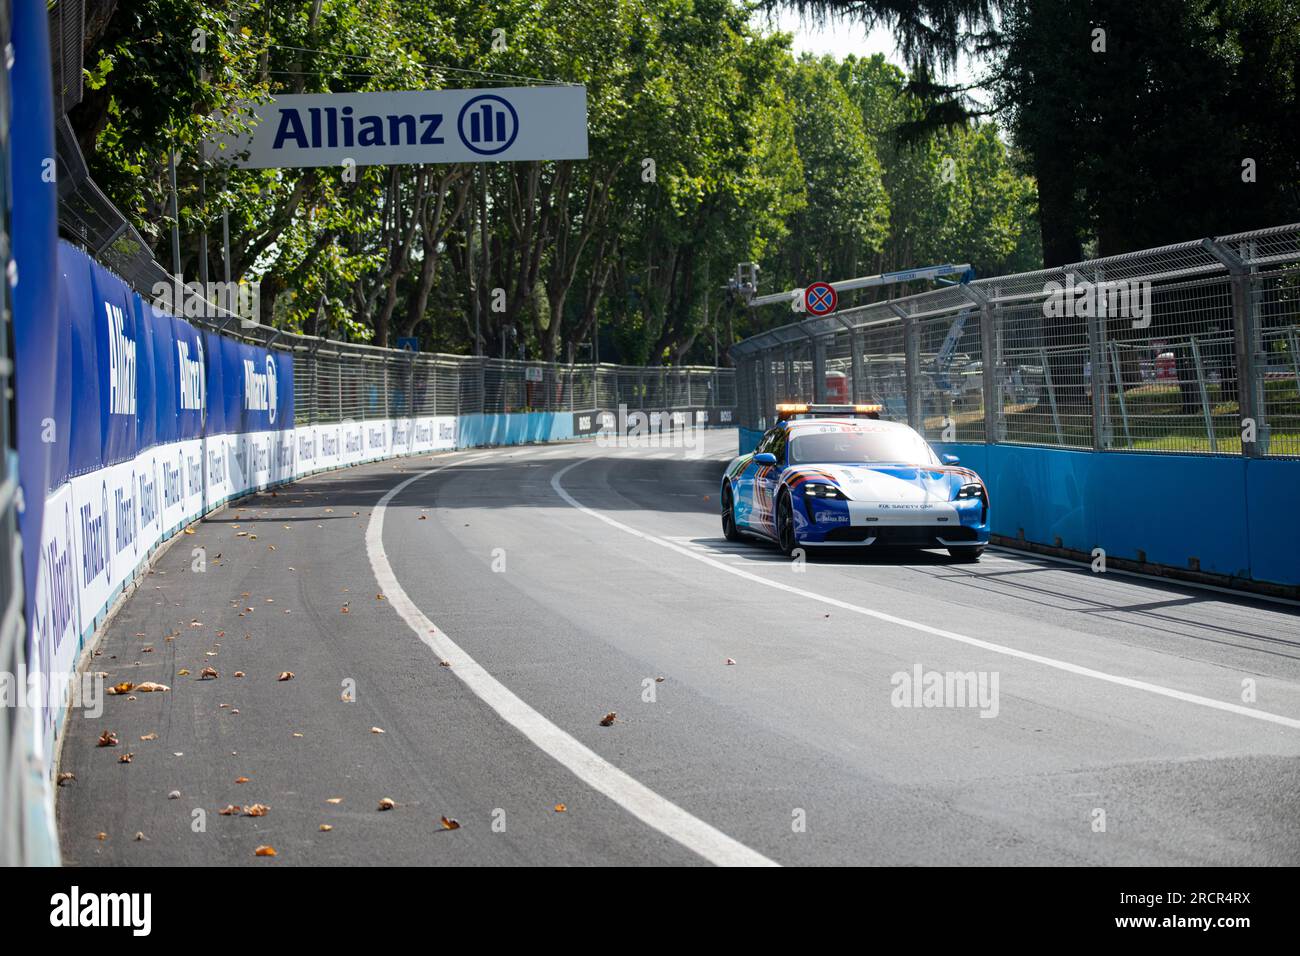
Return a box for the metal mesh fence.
[264,334,733,426]
[732,224,1300,459]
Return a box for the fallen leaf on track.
[378,797,396,811]
[97,731,118,747]
[118,753,133,763]
[326,797,343,804]
[319,824,333,832]
[254,845,277,857]
[139,733,158,741]
[107,682,134,695]
[277,671,295,681]
[243,804,270,817]
[440,816,460,830]
[57,772,75,785]
[599,712,618,727]
[134,681,170,693]
[554,804,567,813]
[370,726,385,735]
[199,666,219,680]
[218,805,239,815]
[235,776,250,784]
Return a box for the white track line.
[551,455,1300,732]
[366,450,778,868]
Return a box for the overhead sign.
[213,86,588,168]
[395,337,419,352]
[804,281,838,316]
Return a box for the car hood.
[785,462,980,503]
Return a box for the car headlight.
[956,482,986,500]
[803,482,847,500]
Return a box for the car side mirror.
[942,453,960,465]
[753,452,778,465]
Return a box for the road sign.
[212,86,589,168]
[805,281,837,315]
[395,337,419,352]
[524,366,543,382]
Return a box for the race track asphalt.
[56,430,1300,865]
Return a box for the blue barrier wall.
[735,426,1295,588]
[933,442,1296,589]
[457,412,574,448]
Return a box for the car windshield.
[788,428,938,465]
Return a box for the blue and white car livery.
[721,405,990,560]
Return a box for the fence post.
[886,303,920,431]
[959,284,1000,444]
[1203,238,1266,456]
[1085,289,1109,451]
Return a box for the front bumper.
[793,494,990,547]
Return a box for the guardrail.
[732,224,1300,459]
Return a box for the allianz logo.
[137,470,158,530]
[105,302,136,417]
[43,520,76,646]
[243,356,278,423]
[274,106,445,150]
[79,497,108,587]
[113,483,137,556]
[162,457,184,509]
[177,339,205,412]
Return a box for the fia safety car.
[721,404,989,560]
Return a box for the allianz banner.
[214,86,588,168]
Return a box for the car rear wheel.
[776,492,797,556]
[721,483,742,542]
[948,545,985,562]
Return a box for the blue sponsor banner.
[226,337,292,434]
[64,249,102,479]
[205,331,235,436]
[150,306,179,446]
[132,291,158,453]
[171,314,207,441]
[88,259,140,466]
[52,240,293,472]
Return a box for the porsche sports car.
[721,404,990,561]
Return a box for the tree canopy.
[68,0,1045,363]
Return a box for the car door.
[734,429,774,530]
[753,428,786,536]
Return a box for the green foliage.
[71,0,1039,364]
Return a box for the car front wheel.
[721,483,742,542]
[776,492,797,556]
